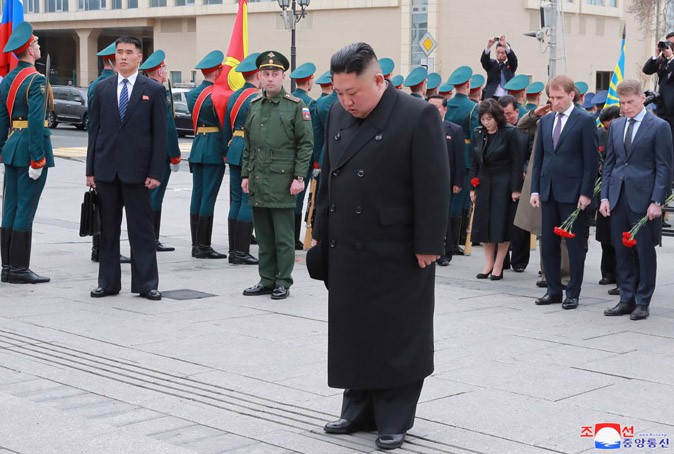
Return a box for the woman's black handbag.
[79,188,101,237]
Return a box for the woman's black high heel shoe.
[476,270,493,279]
[489,272,503,281]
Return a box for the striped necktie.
[119,79,129,121]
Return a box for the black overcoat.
[312,82,450,390]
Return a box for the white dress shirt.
[117,71,139,103]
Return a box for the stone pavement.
[1,156,673,454]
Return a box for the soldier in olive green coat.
[241,51,313,300]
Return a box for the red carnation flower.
[598,146,605,153]
[471,178,480,188]
[622,237,637,248]
[566,232,576,239]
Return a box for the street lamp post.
[277,0,310,92]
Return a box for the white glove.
[170,162,180,173]
[28,167,43,180]
[0,163,4,175]
[312,168,321,178]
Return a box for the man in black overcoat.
[310,43,450,451]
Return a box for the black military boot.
[194,216,227,259]
[154,210,175,252]
[450,217,464,255]
[231,221,258,265]
[294,214,304,250]
[8,230,50,284]
[1,227,11,282]
[190,214,199,257]
[91,233,100,262]
[228,218,238,264]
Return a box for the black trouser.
[96,178,158,294]
[340,380,424,434]
[510,226,531,269]
[600,242,616,281]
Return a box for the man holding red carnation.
[599,80,673,321]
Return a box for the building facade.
[17,0,659,97]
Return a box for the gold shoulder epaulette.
[284,93,300,103]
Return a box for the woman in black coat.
[469,99,523,280]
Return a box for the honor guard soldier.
[0,22,53,284]
[469,74,485,103]
[88,42,131,264]
[525,81,544,111]
[404,66,427,98]
[224,52,260,265]
[575,81,589,108]
[315,71,333,97]
[438,82,454,100]
[290,61,316,249]
[379,57,395,81]
[391,75,404,90]
[582,92,597,113]
[310,73,339,174]
[426,72,442,97]
[241,50,313,300]
[445,66,479,255]
[592,90,608,118]
[187,50,228,259]
[140,50,182,252]
[504,74,530,118]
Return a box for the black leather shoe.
[536,279,548,288]
[295,240,304,251]
[512,266,526,273]
[120,254,131,264]
[630,306,649,320]
[608,287,620,296]
[598,277,616,285]
[243,283,274,296]
[604,302,636,316]
[140,290,162,301]
[562,297,579,310]
[324,418,374,434]
[90,287,119,298]
[376,433,406,450]
[91,248,99,262]
[8,268,50,284]
[535,293,562,305]
[436,256,450,266]
[155,241,175,252]
[1,266,8,283]
[194,247,227,259]
[230,251,259,265]
[452,247,464,256]
[271,286,289,300]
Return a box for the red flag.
[212,0,249,127]
[0,0,25,77]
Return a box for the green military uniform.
[242,51,313,298]
[0,22,53,284]
[187,50,229,259]
[225,52,260,265]
[140,50,182,252]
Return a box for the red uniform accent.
[6,66,37,121]
[170,156,181,165]
[30,157,46,169]
[229,87,258,129]
[192,85,214,133]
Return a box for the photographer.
[481,35,518,100]
[643,33,674,133]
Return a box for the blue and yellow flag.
[604,26,626,109]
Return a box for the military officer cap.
[592,90,608,106]
[470,74,485,91]
[96,42,117,60]
[4,21,37,54]
[582,92,596,109]
[391,75,404,89]
[140,49,165,72]
[504,74,529,92]
[235,52,261,74]
[290,62,316,81]
[403,66,428,87]
[575,81,589,95]
[438,82,454,94]
[526,81,544,95]
[256,50,290,71]
[426,72,442,90]
[196,50,224,74]
[447,66,473,86]
[379,58,395,77]
[315,71,332,85]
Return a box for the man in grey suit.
[600,80,673,320]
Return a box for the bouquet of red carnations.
[622,193,674,248]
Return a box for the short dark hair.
[330,42,378,76]
[426,94,447,107]
[666,31,674,39]
[497,94,517,111]
[599,105,621,123]
[477,98,507,128]
[115,36,142,51]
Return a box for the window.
[112,0,121,8]
[410,0,428,67]
[150,0,166,6]
[596,71,612,91]
[79,0,100,10]
[204,0,222,5]
[586,0,602,4]
[26,0,39,13]
[607,0,616,5]
[170,71,182,84]
[175,0,195,5]
[128,0,137,8]
[47,0,68,11]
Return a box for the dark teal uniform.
[87,68,115,108]
[525,102,538,111]
[518,103,528,118]
[0,61,54,281]
[149,87,181,213]
[310,90,338,169]
[291,87,315,220]
[410,93,424,99]
[445,93,478,217]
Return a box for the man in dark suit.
[600,80,673,320]
[311,42,449,451]
[481,35,518,100]
[86,36,167,301]
[428,94,464,265]
[530,75,598,310]
[643,33,674,137]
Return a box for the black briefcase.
[79,188,101,237]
